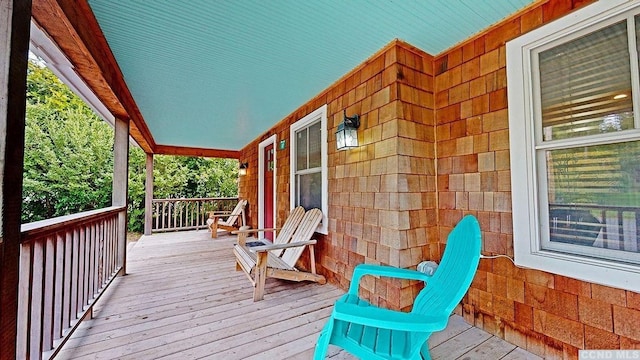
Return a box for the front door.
[263,144,274,240]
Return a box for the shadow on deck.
[55,230,539,360]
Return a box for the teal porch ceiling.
[87,0,534,151]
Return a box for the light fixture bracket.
[343,110,360,128]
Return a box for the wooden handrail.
[21,206,126,241]
[152,196,238,202]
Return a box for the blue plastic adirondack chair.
[314,215,482,360]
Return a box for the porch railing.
[152,197,239,232]
[17,206,126,360]
[549,203,640,250]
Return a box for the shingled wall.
[238,40,437,310]
[433,1,640,358]
[239,1,640,358]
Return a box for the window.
[507,0,640,292]
[290,105,328,234]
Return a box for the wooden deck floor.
[55,230,540,360]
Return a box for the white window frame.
[290,104,328,234]
[507,0,640,292]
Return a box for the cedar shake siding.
[239,1,640,358]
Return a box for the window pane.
[539,21,633,141]
[308,121,322,168]
[297,172,322,210]
[296,128,307,171]
[544,140,640,262]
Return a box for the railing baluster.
[42,236,56,353]
[94,221,100,295]
[95,222,100,291]
[63,231,72,330]
[91,222,98,298]
[113,217,117,270]
[153,201,158,230]
[31,240,45,359]
[601,210,608,248]
[101,220,107,285]
[185,201,188,228]
[111,216,117,274]
[112,217,116,270]
[618,211,625,251]
[107,217,114,277]
[161,201,166,230]
[69,229,82,324]
[168,202,173,230]
[100,220,106,286]
[191,201,195,228]
[195,201,198,228]
[70,229,79,323]
[16,242,33,359]
[78,226,87,313]
[173,202,176,229]
[178,202,181,228]
[87,224,94,303]
[53,233,65,340]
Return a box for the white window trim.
[290,104,328,234]
[507,0,640,293]
[258,135,277,237]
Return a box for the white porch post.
[0,0,31,358]
[144,152,153,235]
[113,116,129,274]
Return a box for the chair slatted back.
[412,215,481,317]
[223,199,247,226]
[271,206,306,257]
[280,208,322,266]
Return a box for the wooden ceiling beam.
[154,145,240,159]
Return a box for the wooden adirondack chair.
[233,208,326,301]
[314,215,482,360]
[207,199,247,238]
[233,206,306,257]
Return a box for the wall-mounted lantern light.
[336,110,360,150]
[238,162,248,176]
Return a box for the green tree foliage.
[127,154,239,232]
[23,60,239,231]
[23,62,114,221]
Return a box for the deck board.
[55,230,538,360]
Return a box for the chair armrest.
[208,210,233,216]
[231,228,278,235]
[250,240,317,253]
[332,301,448,332]
[348,264,432,295]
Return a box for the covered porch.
[4,0,640,359]
[54,230,538,360]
